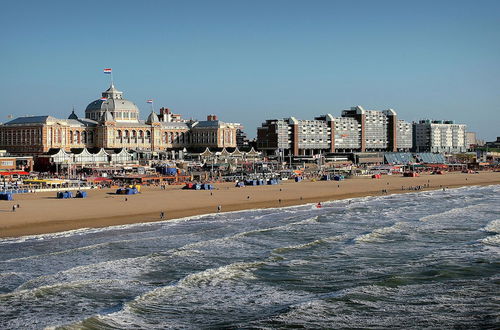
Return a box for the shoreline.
[1,172,499,239]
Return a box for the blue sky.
[0,0,499,139]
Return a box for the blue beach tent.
[0,193,13,201]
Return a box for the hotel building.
[0,84,238,156]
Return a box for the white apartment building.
[397,119,413,150]
[413,120,467,153]
[333,117,361,151]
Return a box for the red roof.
[0,171,30,176]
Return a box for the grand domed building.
[85,84,140,122]
[0,83,239,157]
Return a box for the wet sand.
[1,171,499,238]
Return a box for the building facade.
[413,120,467,153]
[256,106,413,156]
[0,84,238,156]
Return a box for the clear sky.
[1,0,499,140]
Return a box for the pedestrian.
[160,211,165,219]
[247,196,250,199]
[210,192,213,196]
[12,205,16,212]
[16,204,20,208]
[125,198,128,202]
[217,205,222,212]
[278,199,281,204]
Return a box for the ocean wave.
[273,235,346,254]
[419,204,488,222]
[354,222,407,244]
[120,260,265,316]
[480,234,500,247]
[14,253,162,292]
[482,219,500,234]
[172,214,321,255]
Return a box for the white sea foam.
[481,234,500,246]
[354,222,406,243]
[482,219,500,234]
[419,203,488,222]
[273,235,346,254]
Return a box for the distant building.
[0,150,33,171]
[257,116,333,156]
[466,132,478,150]
[235,125,250,149]
[413,120,467,153]
[340,106,412,152]
[0,84,238,156]
[256,106,413,156]
[485,137,500,149]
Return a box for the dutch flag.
[103,68,112,74]
[146,100,153,104]
[100,97,107,101]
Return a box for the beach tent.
[75,191,87,198]
[0,193,13,201]
[57,191,73,199]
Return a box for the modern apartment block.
[397,119,413,150]
[257,117,331,156]
[257,106,413,156]
[413,120,467,153]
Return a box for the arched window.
[146,130,151,141]
[82,131,87,144]
[162,132,167,143]
[175,132,179,143]
[75,131,80,144]
[168,132,173,143]
[89,131,94,144]
[132,130,137,142]
[69,131,74,144]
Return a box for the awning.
[0,171,30,176]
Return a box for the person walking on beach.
[12,205,16,212]
[160,211,165,219]
[217,205,222,213]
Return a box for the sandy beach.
[1,171,499,238]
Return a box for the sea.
[0,185,499,329]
